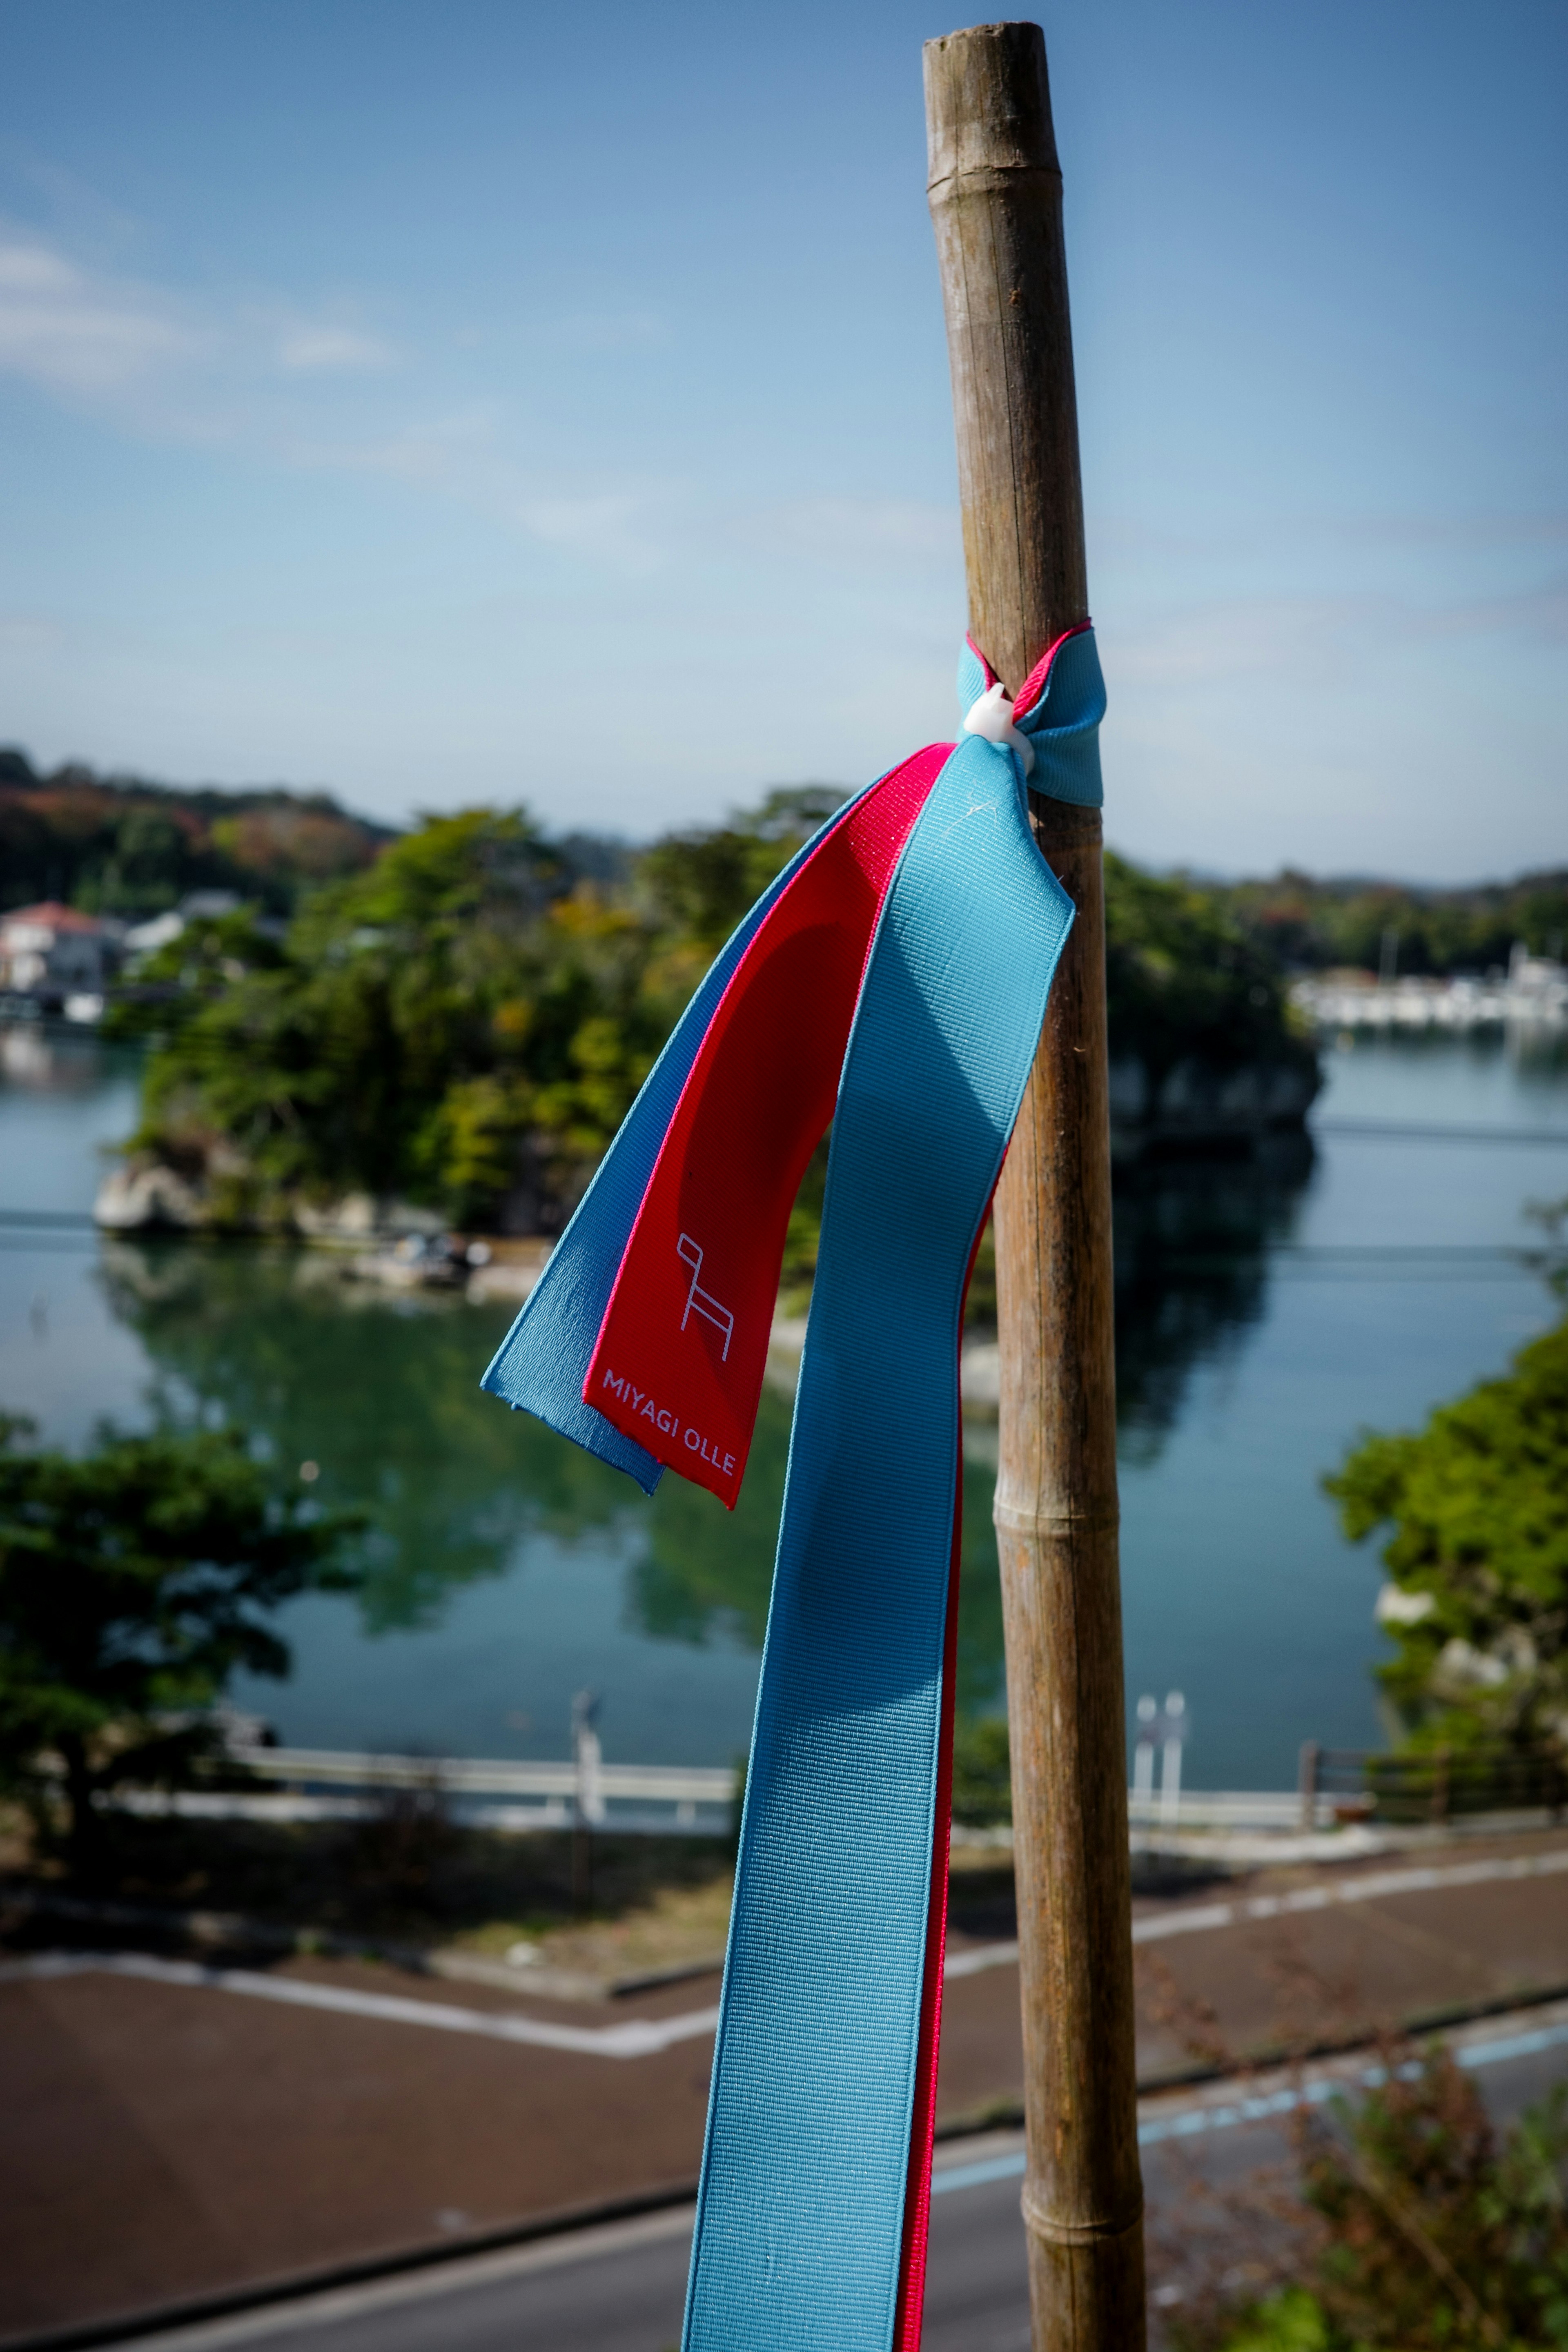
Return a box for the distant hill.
[0,748,394,919]
[1220,866,1568,978]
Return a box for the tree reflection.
[99,1131,1313,1730]
[633,1137,1318,1719]
[1113,1134,1314,1461]
[97,1243,635,1632]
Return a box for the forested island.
[66,782,1316,1242]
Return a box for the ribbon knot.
[957,621,1107,807]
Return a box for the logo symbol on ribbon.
[676,1232,733,1360]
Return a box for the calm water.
[2,1020,1565,1788]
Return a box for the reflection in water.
[100,1136,1313,1730]
[98,1244,634,1631]
[630,1145,1317,1715]
[12,1028,1557,1780]
[1114,1133,1314,1461]
[0,1023,138,1099]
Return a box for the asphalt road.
[116,2005,1568,2352]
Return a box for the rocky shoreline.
[94,1049,1320,1245]
[1107,1050,1319,1161]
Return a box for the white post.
[1160,1691,1186,1831]
[572,1690,606,1826]
[1132,1694,1157,1821]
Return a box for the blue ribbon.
[682,731,1073,2350]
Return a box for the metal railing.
[1299,1739,1568,1830]
[120,1737,1568,1842]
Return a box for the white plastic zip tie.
[962,680,1036,777]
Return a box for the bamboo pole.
[924,26,1147,2352]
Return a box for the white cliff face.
[93,1158,451,1242]
[94,1156,205,1232]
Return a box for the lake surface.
[2,1019,1565,1788]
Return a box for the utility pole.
[925,25,1146,2351]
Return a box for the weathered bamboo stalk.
[925,25,1146,2351]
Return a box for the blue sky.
[0,0,1563,880]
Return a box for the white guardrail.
[181,1748,1327,1839]
[198,1744,737,1832]
[108,1746,1564,1844]
[234,1746,735,1805]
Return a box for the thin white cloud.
[274,322,396,373]
[288,403,506,486]
[0,223,683,575]
[0,233,201,392]
[1441,578,1568,647]
[0,222,399,422]
[1337,511,1568,551]
[515,489,674,573]
[286,404,683,574]
[753,496,959,571]
[0,610,67,659]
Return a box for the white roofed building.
[0,902,121,1002]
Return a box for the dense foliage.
[0,1416,362,1861]
[1197,2049,1568,2351]
[111,801,825,1232]
[1105,853,1314,1093]
[0,747,389,917]
[1220,865,1568,978]
[1327,1310,1568,1752]
[110,790,1315,1238]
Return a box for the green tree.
[1104,851,1316,1097]
[1326,1316,1568,1751]
[638,785,848,952]
[119,793,852,1235]
[121,809,669,1229]
[1220,864,1568,977]
[0,1417,363,1866]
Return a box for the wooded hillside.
[0,749,391,918]
[1221,866,1568,976]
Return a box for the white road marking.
[946,1843,1568,1978]
[0,1951,719,2058]
[943,1938,1018,1977]
[1129,1842,1568,1945]
[7,1847,1565,2069]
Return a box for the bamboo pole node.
[992,1504,1121,1538]
[1021,2185,1147,2248]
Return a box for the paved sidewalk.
[4,1829,1568,2346]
